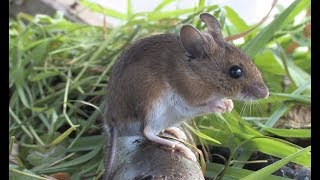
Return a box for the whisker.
[257,102,265,119]
[269,90,281,105]
[249,101,252,117]
[241,101,248,116]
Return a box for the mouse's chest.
[147,90,204,133]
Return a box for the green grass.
[9,0,310,179]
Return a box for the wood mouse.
[103,13,269,179]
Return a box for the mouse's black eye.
[230,66,243,78]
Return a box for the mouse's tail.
[103,118,117,180]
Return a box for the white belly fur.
[147,90,205,134]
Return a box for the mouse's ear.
[200,13,223,36]
[180,25,204,58]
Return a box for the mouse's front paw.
[207,98,234,114]
[224,99,234,113]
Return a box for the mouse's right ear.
[180,25,204,59]
[200,13,223,37]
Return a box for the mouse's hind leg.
[143,126,197,162]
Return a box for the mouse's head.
[179,13,269,101]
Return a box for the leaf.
[204,112,310,167]
[147,8,197,21]
[153,0,175,12]
[223,112,261,137]
[22,38,52,52]
[224,6,249,32]
[16,86,30,108]
[68,135,105,152]
[35,144,102,174]
[147,5,218,21]
[265,103,291,127]
[49,125,79,147]
[282,0,310,26]
[262,128,310,138]
[10,165,47,180]
[254,49,286,75]
[68,103,105,149]
[275,43,311,95]
[206,162,290,180]
[29,71,60,81]
[184,123,221,144]
[270,92,310,104]
[265,79,310,127]
[238,136,311,168]
[79,0,126,20]
[30,39,50,63]
[26,145,67,167]
[68,100,102,114]
[243,0,302,58]
[241,146,311,180]
[224,0,277,42]
[127,0,133,20]
[244,95,287,105]
[286,60,311,94]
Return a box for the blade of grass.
[282,0,310,26]
[68,102,105,149]
[206,162,290,180]
[261,128,310,138]
[49,125,80,147]
[270,92,310,103]
[198,0,205,8]
[68,100,102,114]
[264,79,310,127]
[79,0,126,20]
[63,69,78,128]
[292,78,311,94]
[48,153,76,167]
[68,135,104,152]
[153,0,175,12]
[9,136,15,155]
[243,0,302,58]
[29,71,60,82]
[127,0,133,20]
[9,107,33,139]
[224,6,248,32]
[237,135,310,167]
[28,125,45,146]
[225,0,277,41]
[205,111,310,167]
[184,122,221,144]
[264,103,291,128]
[241,146,310,180]
[276,43,311,94]
[36,144,102,173]
[10,167,48,180]
[16,86,30,108]
[147,5,219,21]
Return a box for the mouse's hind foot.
[144,126,197,162]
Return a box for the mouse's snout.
[243,82,269,100]
[251,83,269,99]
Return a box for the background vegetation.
[9,0,311,179]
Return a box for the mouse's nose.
[246,83,269,99]
[262,88,270,99]
[256,83,269,99]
